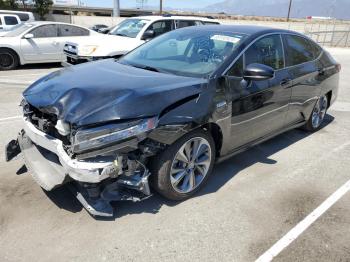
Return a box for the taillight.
[336,64,341,72]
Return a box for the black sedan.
[6,25,340,217]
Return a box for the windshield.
[109,19,149,38]
[119,29,247,78]
[5,23,33,37]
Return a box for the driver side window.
[227,55,244,77]
[30,25,58,38]
[145,20,173,38]
[245,34,284,70]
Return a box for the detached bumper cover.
[17,118,114,191]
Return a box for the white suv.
[63,15,220,65]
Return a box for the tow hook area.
[5,139,21,162]
[69,169,153,217]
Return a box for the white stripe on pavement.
[0,116,21,122]
[256,178,350,262]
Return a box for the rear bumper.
[16,118,114,191]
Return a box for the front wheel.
[0,48,19,70]
[304,94,328,131]
[150,129,215,201]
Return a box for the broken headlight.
[71,117,157,154]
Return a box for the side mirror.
[24,33,34,39]
[142,30,155,41]
[243,63,274,81]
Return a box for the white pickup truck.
[63,15,220,65]
[0,14,21,36]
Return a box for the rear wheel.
[0,48,19,70]
[150,129,215,201]
[304,94,328,131]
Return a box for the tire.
[303,94,328,132]
[0,48,19,70]
[150,129,215,201]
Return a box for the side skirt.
[216,121,306,164]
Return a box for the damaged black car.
[6,25,340,217]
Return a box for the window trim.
[222,32,324,76]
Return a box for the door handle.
[52,41,59,46]
[280,78,292,87]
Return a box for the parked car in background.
[63,15,220,65]
[98,26,113,34]
[0,10,35,22]
[90,24,108,32]
[6,25,340,217]
[0,21,97,70]
[0,14,21,35]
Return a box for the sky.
[83,0,222,9]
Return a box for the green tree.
[0,0,19,10]
[34,0,53,20]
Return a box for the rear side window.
[245,34,284,70]
[4,16,18,25]
[31,25,58,38]
[175,20,198,28]
[283,34,315,66]
[58,25,89,37]
[0,17,2,26]
[308,40,322,59]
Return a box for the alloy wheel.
[311,95,328,129]
[170,137,212,194]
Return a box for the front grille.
[64,44,77,55]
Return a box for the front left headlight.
[78,45,98,56]
[71,117,157,154]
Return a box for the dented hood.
[23,59,207,126]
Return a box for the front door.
[224,34,292,151]
[20,24,61,62]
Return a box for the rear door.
[224,34,292,149]
[20,24,61,62]
[282,34,322,125]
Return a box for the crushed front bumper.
[6,118,152,217]
[16,118,114,190]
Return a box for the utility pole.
[113,0,120,17]
[160,0,163,15]
[287,0,292,21]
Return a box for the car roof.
[133,15,219,22]
[24,21,91,29]
[177,24,302,37]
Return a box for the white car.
[0,21,97,70]
[63,15,220,65]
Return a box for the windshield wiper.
[114,33,131,38]
[130,64,161,73]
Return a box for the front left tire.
[150,129,215,201]
[0,48,19,71]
